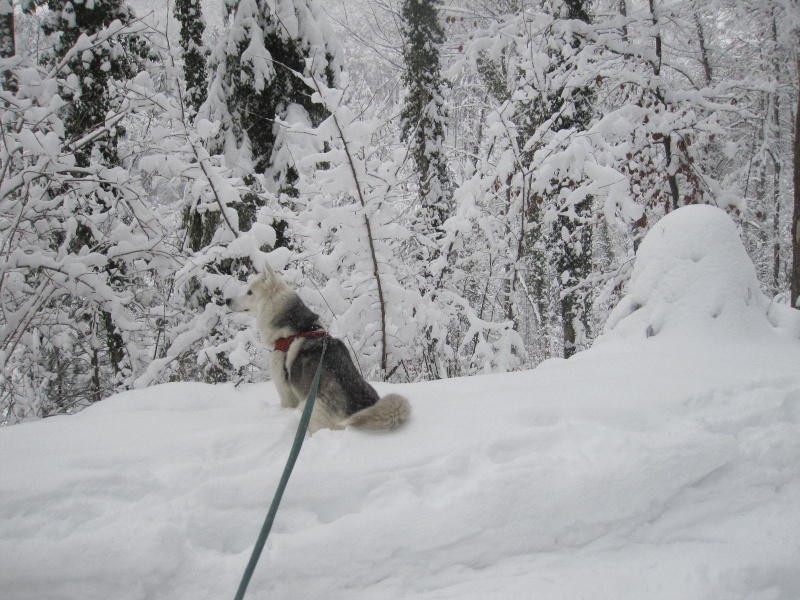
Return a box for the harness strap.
[274,330,329,352]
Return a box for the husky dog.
[226,265,411,434]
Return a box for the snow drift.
[603,204,800,341]
[1,206,800,600]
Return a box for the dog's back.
[288,337,411,430]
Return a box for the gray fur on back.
[289,338,380,418]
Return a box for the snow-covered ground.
[2,205,800,600]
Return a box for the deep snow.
[2,205,800,600]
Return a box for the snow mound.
[603,205,800,342]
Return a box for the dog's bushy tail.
[346,393,411,430]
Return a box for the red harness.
[273,330,329,352]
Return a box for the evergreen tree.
[550,0,595,358]
[205,0,337,182]
[0,11,169,419]
[176,0,340,381]
[41,0,145,167]
[196,0,340,251]
[399,0,453,379]
[400,0,452,267]
[174,0,208,115]
[38,0,149,400]
[465,1,598,361]
[0,0,14,91]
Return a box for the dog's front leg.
[270,350,299,408]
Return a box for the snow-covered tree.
[447,5,604,361]
[277,68,526,380]
[400,0,452,263]
[398,0,455,377]
[550,0,595,358]
[167,0,342,383]
[0,19,170,421]
[203,0,340,198]
[26,0,153,403]
[174,0,208,114]
[0,0,14,91]
[134,104,270,387]
[40,0,147,166]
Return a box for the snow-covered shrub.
[0,22,171,422]
[602,205,800,342]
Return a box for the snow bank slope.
[2,206,800,600]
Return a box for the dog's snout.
[225,298,232,306]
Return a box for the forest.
[0,0,798,423]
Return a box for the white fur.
[226,267,301,345]
[269,349,299,408]
[228,266,310,410]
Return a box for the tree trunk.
[619,0,628,40]
[692,1,712,86]
[559,0,593,358]
[770,13,783,294]
[649,0,680,211]
[791,57,800,308]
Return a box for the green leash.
[234,337,328,600]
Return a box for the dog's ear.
[261,261,276,281]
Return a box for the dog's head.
[225,264,284,314]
